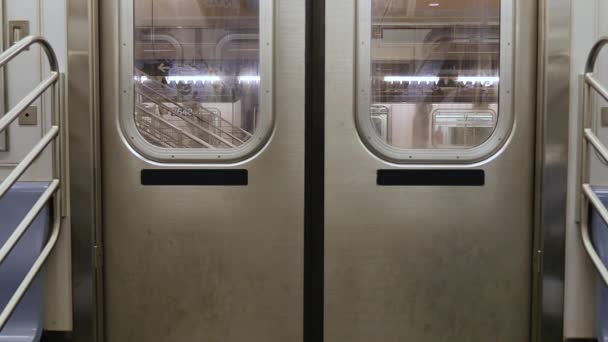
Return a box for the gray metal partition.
[67,0,103,341]
[535,0,571,340]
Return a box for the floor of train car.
[41,332,72,341]
[38,332,603,341]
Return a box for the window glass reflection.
[370,0,500,150]
[133,0,260,149]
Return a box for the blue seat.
[590,187,608,342]
[0,183,50,342]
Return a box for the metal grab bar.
[0,74,58,133]
[0,127,59,201]
[585,74,608,103]
[0,36,64,331]
[0,180,59,266]
[579,37,608,287]
[582,185,608,285]
[584,128,608,163]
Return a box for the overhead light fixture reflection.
[457,76,500,84]
[383,75,499,85]
[428,2,440,7]
[384,76,440,84]
[166,75,222,83]
[135,75,261,84]
[238,75,261,83]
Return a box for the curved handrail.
[0,36,64,331]
[584,37,608,102]
[580,37,608,287]
[585,37,608,74]
[0,35,58,72]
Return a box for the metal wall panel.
[0,0,44,170]
[536,0,571,340]
[100,0,305,340]
[41,0,74,331]
[324,0,539,341]
[67,0,102,340]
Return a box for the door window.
[357,0,512,163]
[121,0,273,162]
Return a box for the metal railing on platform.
[134,70,253,146]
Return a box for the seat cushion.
[0,182,50,342]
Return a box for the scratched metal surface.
[324,0,538,341]
[100,0,305,340]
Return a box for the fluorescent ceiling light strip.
[135,76,149,82]
[384,76,440,83]
[136,75,259,83]
[383,76,500,84]
[238,75,261,83]
[166,75,222,83]
[457,76,500,84]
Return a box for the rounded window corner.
[118,112,276,165]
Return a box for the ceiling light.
[238,75,261,83]
[166,75,222,83]
[457,76,499,84]
[384,76,440,84]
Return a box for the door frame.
[534,0,571,341]
[64,0,571,341]
[67,0,103,341]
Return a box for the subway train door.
[325,0,538,341]
[100,0,305,340]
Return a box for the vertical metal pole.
[68,0,102,340]
[579,80,591,320]
[577,77,591,225]
[536,0,571,341]
[51,80,59,180]
[59,74,68,217]
[0,0,6,152]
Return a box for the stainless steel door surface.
[100,0,305,340]
[324,0,538,341]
